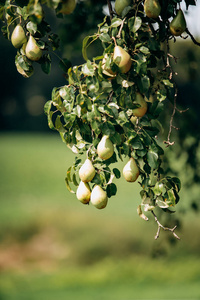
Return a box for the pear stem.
[112,36,117,46]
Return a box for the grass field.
[0,132,200,300]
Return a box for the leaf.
[128,16,142,33]
[137,205,148,221]
[113,168,121,179]
[41,54,51,74]
[106,183,117,198]
[99,33,111,43]
[44,100,52,115]
[111,18,123,28]
[147,151,159,169]
[26,21,37,34]
[65,177,75,194]
[82,60,95,76]
[82,34,99,61]
[59,59,72,73]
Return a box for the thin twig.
[107,0,114,20]
[151,211,180,240]
[116,17,127,39]
[186,28,200,47]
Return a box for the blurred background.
[0,1,200,299]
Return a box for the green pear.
[91,185,108,209]
[170,9,186,36]
[132,92,147,117]
[76,181,91,204]
[144,0,161,18]
[25,36,42,61]
[115,0,132,16]
[123,157,140,182]
[60,0,76,14]
[97,135,114,160]
[113,46,132,74]
[79,159,96,182]
[11,24,27,48]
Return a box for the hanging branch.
[107,0,114,20]
[151,211,180,240]
[186,28,200,47]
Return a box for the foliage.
[0,0,197,239]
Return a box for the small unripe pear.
[76,181,91,204]
[11,24,27,48]
[170,9,186,36]
[91,185,108,209]
[113,46,132,74]
[132,93,147,117]
[60,0,76,14]
[25,36,42,61]
[97,135,114,160]
[79,159,96,182]
[144,0,161,18]
[123,157,140,182]
[115,0,132,16]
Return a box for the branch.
[107,0,114,20]
[151,211,180,240]
[186,28,200,47]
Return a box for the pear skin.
[79,159,96,182]
[11,24,27,48]
[123,157,140,182]
[170,9,186,36]
[113,46,132,74]
[91,185,108,209]
[25,36,42,61]
[97,135,114,160]
[60,0,76,14]
[144,0,161,18]
[76,181,91,204]
[132,93,147,117]
[115,0,132,16]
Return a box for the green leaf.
[113,168,121,179]
[65,177,75,194]
[82,60,95,76]
[99,33,111,43]
[106,183,117,198]
[26,21,37,34]
[41,54,51,74]
[59,59,72,73]
[111,18,123,28]
[82,34,99,61]
[147,151,159,169]
[44,100,52,115]
[128,16,142,33]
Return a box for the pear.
[25,36,42,61]
[60,0,76,14]
[123,157,140,182]
[115,0,132,16]
[76,181,91,204]
[132,92,147,117]
[113,46,132,74]
[170,9,186,36]
[11,24,27,48]
[91,185,108,209]
[144,0,161,18]
[79,159,96,182]
[97,135,114,160]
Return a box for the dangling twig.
[186,28,200,47]
[107,0,114,20]
[151,210,180,240]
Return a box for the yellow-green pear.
[11,24,27,48]
[144,0,161,18]
[115,0,132,16]
[123,157,140,182]
[132,92,147,117]
[76,181,91,204]
[25,36,42,61]
[170,9,186,36]
[60,0,76,14]
[79,159,96,182]
[113,46,132,74]
[91,185,108,209]
[97,135,114,160]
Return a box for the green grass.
[0,132,200,300]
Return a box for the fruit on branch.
[97,135,114,160]
[25,36,43,61]
[91,185,108,209]
[115,0,132,16]
[123,157,140,182]
[113,46,132,74]
[59,0,76,14]
[11,24,27,48]
[102,54,116,79]
[132,92,147,117]
[76,181,91,204]
[79,159,96,182]
[144,0,161,18]
[170,9,187,36]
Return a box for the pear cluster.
[76,158,108,209]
